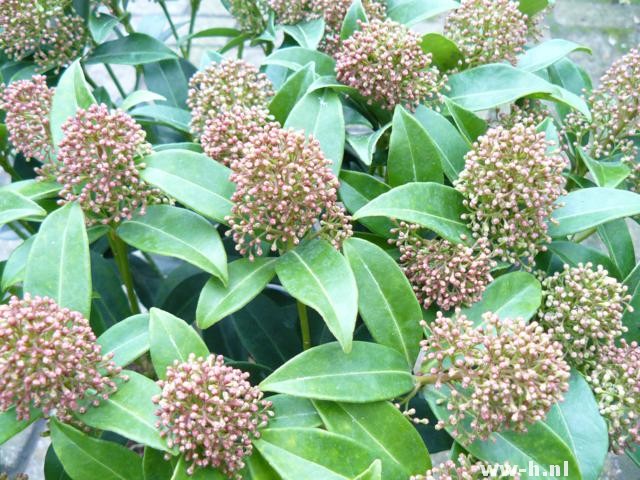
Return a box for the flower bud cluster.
[228,0,269,35]
[539,263,631,368]
[0,295,122,424]
[187,60,274,138]
[335,19,446,111]
[455,123,567,267]
[153,353,273,477]
[0,0,87,72]
[443,0,529,68]
[226,124,352,259]
[411,454,520,480]
[419,311,570,441]
[391,223,494,311]
[0,75,54,163]
[54,104,166,225]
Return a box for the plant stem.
[8,222,28,240]
[186,1,198,57]
[0,155,20,180]
[572,227,597,244]
[110,0,135,34]
[297,300,312,351]
[108,230,141,314]
[104,64,127,98]
[158,1,188,57]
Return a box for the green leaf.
[171,457,224,480]
[517,39,591,73]
[50,418,144,480]
[313,401,430,478]
[345,124,390,167]
[339,170,394,237]
[132,105,191,132]
[276,239,358,353]
[89,11,119,43]
[352,182,472,243]
[285,89,345,173]
[87,33,178,65]
[44,444,72,480]
[143,59,195,108]
[580,149,630,188]
[460,271,542,325]
[196,258,277,329]
[143,447,174,480]
[518,0,549,16]
[443,97,488,145]
[447,64,591,119]
[149,308,209,378]
[549,241,621,280]
[263,47,336,76]
[243,451,282,480]
[420,33,463,72]
[141,150,235,223]
[50,60,96,147]
[341,0,367,40]
[353,461,382,480]
[388,106,444,186]
[118,206,227,283]
[343,237,422,365]
[269,63,316,124]
[260,341,415,402]
[120,90,166,111]
[76,371,170,453]
[2,179,61,200]
[97,314,150,367]
[254,428,376,480]
[425,387,581,480]
[549,188,640,237]
[268,394,322,429]
[281,18,325,50]
[0,407,42,445]
[623,262,640,342]
[387,0,458,26]
[413,105,468,182]
[544,372,609,480]
[2,235,34,291]
[0,190,46,226]
[24,203,91,318]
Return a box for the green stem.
[572,227,597,244]
[18,220,35,235]
[110,0,135,34]
[297,300,311,351]
[8,222,28,240]
[186,2,198,57]
[158,1,188,57]
[108,230,141,314]
[104,64,126,98]
[0,155,20,180]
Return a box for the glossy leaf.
[118,205,227,283]
[120,90,166,111]
[345,124,390,167]
[580,149,630,188]
[149,307,209,378]
[339,170,393,237]
[24,203,91,318]
[88,11,119,43]
[87,33,178,65]
[353,182,472,243]
[2,235,34,290]
[517,39,591,72]
[447,64,591,119]
[196,258,277,329]
[549,188,640,237]
[143,447,174,480]
[97,314,150,367]
[343,237,422,365]
[132,105,191,132]
[443,97,488,145]
[518,0,549,16]
[276,239,358,353]
[420,33,463,72]
[285,89,345,173]
[50,419,144,480]
[387,0,458,26]
[263,47,336,76]
[50,60,96,147]
[269,63,316,124]
[254,428,376,480]
[0,406,42,445]
[340,0,367,40]
[2,179,61,201]
[171,457,224,480]
[313,401,430,478]
[388,106,444,186]
[260,341,415,402]
[143,58,195,108]
[0,190,46,226]
[77,371,170,452]
[281,18,325,50]
[140,150,235,223]
[460,271,542,325]
[353,461,382,480]
[268,394,322,429]
[549,241,620,280]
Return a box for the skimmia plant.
[0,0,639,479]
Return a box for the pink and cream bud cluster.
[53,104,166,225]
[0,295,122,424]
[539,263,631,368]
[455,123,567,267]
[420,311,570,441]
[226,124,352,259]
[391,223,495,311]
[153,353,273,478]
[335,19,446,111]
[0,75,54,163]
[228,0,269,35]
[443,0,529,68]
[0,0,87,72]
[268,0,317,25]
[411,454,520,480]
